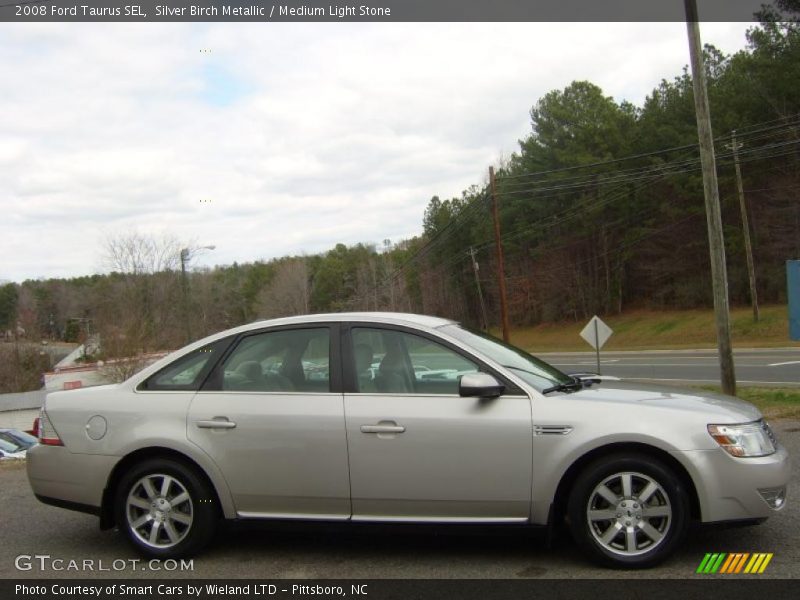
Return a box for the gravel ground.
[1,420,797,580]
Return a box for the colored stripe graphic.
[758,554,773,573]
[745,554,761,573]
[734,553,750,573]
[696,553,713,573]
[697,553,773,574]
[710,553,726,573]
[719,553,736,573]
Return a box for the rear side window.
[217,327,330,393]
[139,340,227,391]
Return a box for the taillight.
[31,417,40,437]
[38,409,64,446]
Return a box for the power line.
[375,115,799,306]
[383,192,491,285]
[471,138,798,257]
[498,115,800,187]
[495,133,800,197]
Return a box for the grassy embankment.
[510,305,799,419]
[510,304,797,352]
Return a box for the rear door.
[343,325,532,521]
[187,324,350,518]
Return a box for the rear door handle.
[196,418,237,429]
[360,424,405,434]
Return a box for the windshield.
[441,325,574,391]
[1,430,38,448]
[0,437,24,453]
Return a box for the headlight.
[707,420,776,457]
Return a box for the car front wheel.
[115,458,218,558]
[567,453,690,568]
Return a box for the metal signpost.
[789,261,800,341]
[580,316,613,375]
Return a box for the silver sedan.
[26,312,790,568]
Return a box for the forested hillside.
[417,11,800,326]
[2,11,799,368]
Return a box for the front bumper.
[27,444,118,511]
[674,444,790,522]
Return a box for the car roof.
[246,312,457,330]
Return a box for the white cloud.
[0,21,751,282]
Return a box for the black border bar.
[0,0,781,23]
[5,579,800,600]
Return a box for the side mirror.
[459,372,504,399]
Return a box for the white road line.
[544,355,798,360]
[575,360,620,364]
[550,363,769,368]
[768,361,800,367]
[536,348,800,357]
[623,377,800,386]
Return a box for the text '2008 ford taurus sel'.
[27,312,790,567]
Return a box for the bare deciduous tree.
[98,232,186,358]
[104,232,182,275]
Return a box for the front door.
[343,326,532,521]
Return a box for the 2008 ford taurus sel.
[27,312,790,567]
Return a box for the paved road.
[1,420,798,580]
[538,347,800,387]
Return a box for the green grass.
[695,386,800,420]
[650,320,679,335]
[510,304,798,352]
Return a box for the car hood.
[562,381,762,422]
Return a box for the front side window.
[351,327,478,395]
[220,327,330,393]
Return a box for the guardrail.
[0,390,47,412]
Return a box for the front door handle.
[360,424,406,434]
[196,418,237,429]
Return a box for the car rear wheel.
[115,458,218,558]
[567,453,690,568]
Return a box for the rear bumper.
[26,444,118,511]
[674,445,790,522]
[34,494,100,516]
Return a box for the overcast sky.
[0,22,753,283]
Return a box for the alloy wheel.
[585,470,672,557]
[125,473,194,549]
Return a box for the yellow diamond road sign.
[580,315,613,350]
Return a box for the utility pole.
[727,131,760,322]
[685,0,737,396]
[179,248,191,343]
[179,245,216,344]
[490,166,511,343]
[469,247,490,331]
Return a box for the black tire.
[566,453,690,569]
[114,458,218,558]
